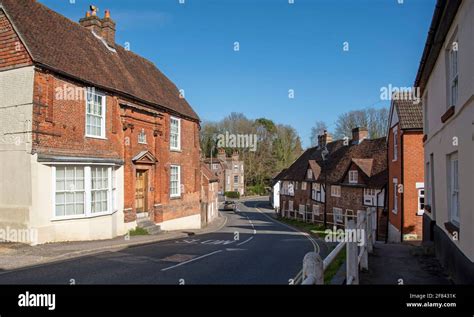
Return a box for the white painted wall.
[272,181,280,208]
[0,66,34,236]
[423,0,474,261]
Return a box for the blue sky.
[39,0,435,148]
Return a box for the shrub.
[224,191,240,199]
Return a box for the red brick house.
[278,129,388,240]
[200,163,219,227]
[0,0,201,243]
[387,96,424,242]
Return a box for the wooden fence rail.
[301,208,376,285]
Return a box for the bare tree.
[334,107,388,139]
[310,121,328,147]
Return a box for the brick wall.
[31,68,201,225]
[0,10,32,70]
[402,131,424,239]
[388,124,402,234]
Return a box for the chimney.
[352,127,368,144]
[217,148,227,161]
[79,6,102,35]
[319,130,332,148]
[232,151,240,161]
[101,9,116,46]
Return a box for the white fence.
[301,208,376,285]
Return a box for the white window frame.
[170,116,181,151]
[307,169,313,179]
[348,170,358,184]
[85,90,106,139]
[234,175,239,185]
[138,128,147,144]
[333,207,343,224]
[416,182,425,216]
[234,164,239,172]
[301,182,307,190]
[170,165,181,198]
[364,188,376,206]
[312,204,320,216]
[447,36,458,108]
[288,200,294,212]
[393,126,398,161]
[52,165,115,220]
[392,178,398,214]
[448,153,460,225]
[299,204,305,215]
[331,185,341,197]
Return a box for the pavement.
[0,198,322,284]
[0,212,228,271]
[360,242,452,285]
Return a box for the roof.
[352,158,373,177]
[414,0,462,93]
[394,99,423,130]
[201,163,218,182]
[0,0,199,121]
[276,138,387,188]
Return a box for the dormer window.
[138,129,147,144]
[349,170,358,184]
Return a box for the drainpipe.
[400,132,405,243]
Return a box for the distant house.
[415,0,474,283]
[276,129,388,240]
[200,163,219,227]
[270,169,287,210]
[204,149,245,196]
[387,95,424,242]
[0,0,202,244]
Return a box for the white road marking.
[161,250,223,272]
[236,236,254,246]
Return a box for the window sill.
[170,195,182,200]
[85,135,107,140]
[444,221,459,237]
[51,210,117,222]
[441,106,455,123]
[416,210,424,216]
[170,148,182,153]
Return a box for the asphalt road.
[0,199,323,285]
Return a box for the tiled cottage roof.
[394,99,423,130]
[280,140,345,182]
[0,0,199,121]
[352,158,374,177]
[277,138,387,188]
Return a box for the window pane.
[56,193,65,204]
[56,204,65,217]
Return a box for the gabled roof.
[308,160,321,179]
[352,158,373,177]
[391,98,424,130]
[132,151,157,164]
[277,138,387,189]
[201,163,218,183]
[0,0,199,121]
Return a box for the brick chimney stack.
[318,130,332,148]
[352,127,368,144]
[232,151,240,161]
[101,9,116,46]
[79,6,102,35]
[217,148,227,161]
